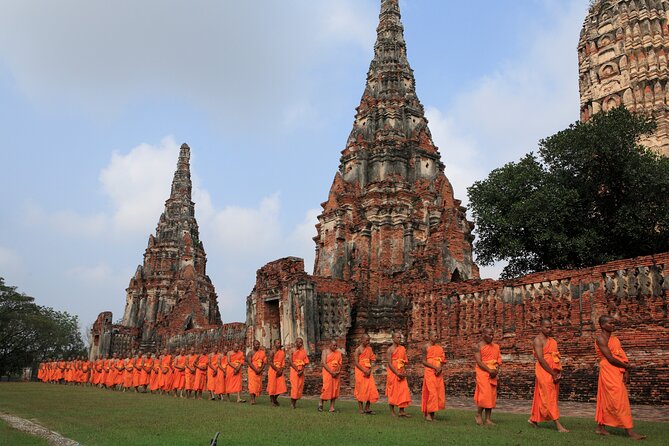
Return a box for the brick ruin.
[579,0,669,155]
[90,0,669,404]
[89,144,245,360]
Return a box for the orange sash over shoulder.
[226,351,244,393]
[474,343,502,409]
[595,336,633,429]
[267,349,287,396]
[320,350,342,400]
[248,350,266,396]
[421,344,446,414]
[386,346,411,408]
[530,338,561,422]
[354,346,379,403]
[290,348,309,400]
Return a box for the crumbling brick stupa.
[89,144,244,359]
[579,0,669,155]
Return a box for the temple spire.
[169,143,193,201]
[158,143,198,243]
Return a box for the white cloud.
[286,208,320,274]
[100,136,179,234]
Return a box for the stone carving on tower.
[120,143,222,350]
[579,0,669,155]
[313,0,479,338]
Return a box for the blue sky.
[0,0,590,332]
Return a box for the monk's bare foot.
[329,408,336,413]
[595,426,609,436]
[475,415,483,426]
[528,420,538,429]
[627,431,646,440]
[425,414,434,422]
[318,404,323,412]
[555,421,569,433]
[398,412,411,418]
[359,410,366,415]
[365,410,376,415]
[485,420,496,426]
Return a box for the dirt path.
[0,412,80,446]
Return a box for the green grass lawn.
[0,383,667,445]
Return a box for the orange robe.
[530,337,561,422]
[248,350,266,396]
[421,344,446,415]
[207,354,219,393]
[185,355,198,391]
[194,355,208,392]
[214,355,227,395]
[320,349,342,400]
[267,349,287,396]
[141,358,152,387]
[226,351,244,393]
[132,358,143,387]
[386,346,411,408]
[474,343,502,409]
[37,363,44,382]
[354,346,379,403]
[289,348,309,400]
[105,359,116,387]
[115,359,125,386]
[159,355,173,391]
[123,359,134,388]
[173,356,187,390]
[93,360,102,385]
[149,359,161,391]
[595,336,633,429]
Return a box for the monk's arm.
[386,346,403,377]
[268,351,279,372]
[533,337,557,377]
[421,344,438,371]
[596,335,630,369]
[473,345,497,377]
[352,347,365,373]
[246,353,260,374]
[321,351,335,376]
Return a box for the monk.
[207,350,220,400]
[319,339,343,413]
[421,332,446,421]
[386,332,411,418]
[150,353,161,393]
[112,355,123,390]
[529,319,569,432]
[267,339,287,406]
[288,337,309,409]
[247,340,266,405]
[106,353,117,389]
[474,327,502,426]
[214,350,227,399]
[594,315,645,440]
[173,349,187,398]
[159,349,173,394]
[132,353,143,392]
[185,348,198,398]
[194,349,209,399]
[353,334,379,415]
[140,353,153,392]
[226,343,245,403]
[123,355,134,391]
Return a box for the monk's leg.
[625,429,646,440]
[318,400,325,412]
[398,407,410,418]
[358,401,365,414]
[364,401,374,414]
[329,398,336,412]
[390,404,397,417]
[291,398,297,409]
[484,409,496,425]
[475,407,484,425]
[595,424,610,436]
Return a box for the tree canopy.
[467,107,669,279]
[0,277,85,376]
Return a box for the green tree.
[0,278,85,376]
[468,107,669,279]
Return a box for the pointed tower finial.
[170,143,192,201]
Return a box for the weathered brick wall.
[164,323,247,354]
[405,253,669,404]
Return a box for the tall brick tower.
[121,143,221,350]
[313,0,479,339]
[579,0,669,155]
